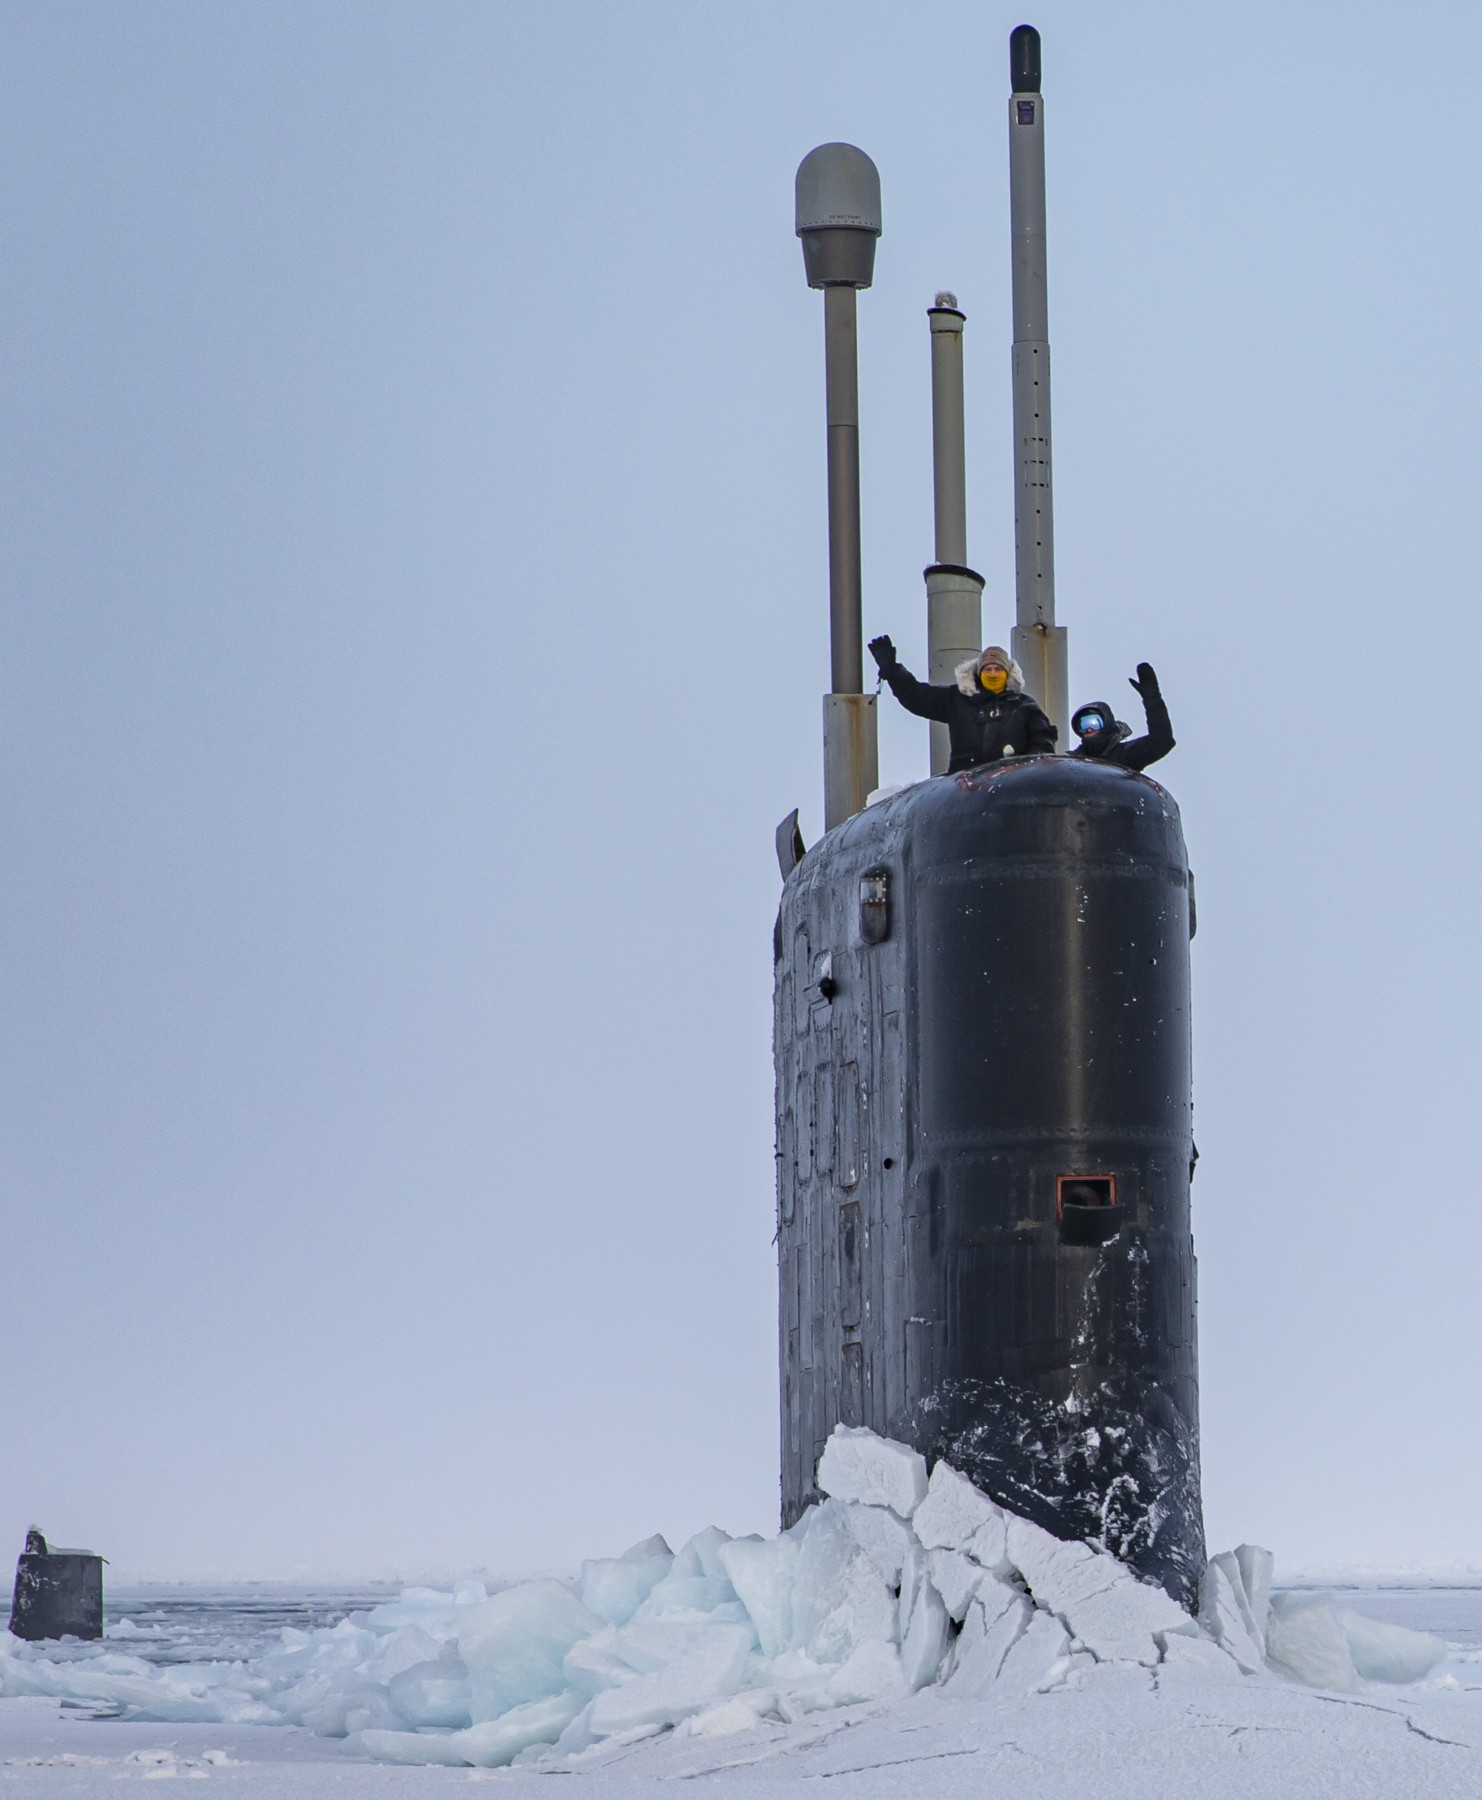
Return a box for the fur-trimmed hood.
[955,648,1025,698]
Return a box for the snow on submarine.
[773,26,1204,1608]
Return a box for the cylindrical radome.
[774,758,1205,1605]
[796,143,882,290]
[1007,25,1068,745]
[796,144,882,830]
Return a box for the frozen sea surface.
[3,1582,1482,1796]
[4,1428,1480,1798]
[66,1585,397,1672]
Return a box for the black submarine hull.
[774,754,1204,1604]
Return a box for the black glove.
[1129,661,1160,700]
[868,634,898,674]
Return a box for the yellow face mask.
[979,664,1008,695]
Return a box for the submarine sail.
[775,24,1204,1607]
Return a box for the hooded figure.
[868,637,1057,773]
[1068,663,1174,771]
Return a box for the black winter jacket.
[882,662,1058,772]
[1068,688,1174,771]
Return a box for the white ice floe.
[0,1427,1450,1771]
[816,1425,929,1516]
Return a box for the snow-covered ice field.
[6,1614,1482,1799]
[5,1433,1482,1796]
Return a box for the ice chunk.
[1198,1558,1266,1674]
[788,1500,898,1663]
[563,1626,640,1697]
[1263,1595,1362,1693]
[897,1536,928,1629]
[927,1548,983,1623]
[1339,1610,1445,1685]
[344,1729,472,1767]
[844,1504,913,1588]
[816,1426,928,1517]
[718,1533,798,1659]
[448,1690,586,1767]
[913,1462,1004,1557]
[387,1654,472,1729]
[300,1671,400,1738]
[632,1575,738,1619]
[1005,1515,1189,1664]
[899,1580,950,1690]
[671,1527,735,1582]
[604,1617,757,1679]
[579,1535,674,1627]
[456,1581,602,1723]
[996,1609,1071,1691]
[1039,1650,1095,1693]
[683,1693,773,1737]
[454,1579,489,1606]
[1200,1547,1270,1663]
[821,1639,907,1706]
[1234,1544,1274,1643]
[965,1513,1008,1573]
[943,1584,1031,1695]
[634,1530,737,1620]
[586,1623,754,1736]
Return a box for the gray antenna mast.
[795,144,881,831]
[1007,24,1068,740]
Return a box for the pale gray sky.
[3,0,1480,1579]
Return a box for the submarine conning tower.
[776,23,1203,1609]
[774,756,1203,1605]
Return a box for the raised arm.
[1120,662,1175,769]
[869,634,954,723]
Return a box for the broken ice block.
[585,1623,754,1736]
[943,1584,1031,1694]
[816,1426,928,1516]
[1338,1609,1445,1685]
[387,1654,472,1729]
[1264,1595,1362,1693]
[456,1581,601,1722]
[452,1690,586,1766]
[899,1579,950,1690]
[1197,1557,1267,1674]
[787,1500,897,1664]
[579,1535,674,1627]
[1005,1515,1189,1664]
[996,1609,1071,1691]
[927,1548,983,1623]
[1233,1544,1273,1643]
[913,1462,1005,1566]
[717,1533,798,1659]
[843,1503,912,1588]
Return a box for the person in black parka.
[1068,663,1174,771]
[868,637,1057,772]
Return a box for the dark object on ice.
[1069,663,1174,771]
[774,756,1204,1607]
[9,1528,104,1640]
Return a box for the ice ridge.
[0,1428,1445,1766]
